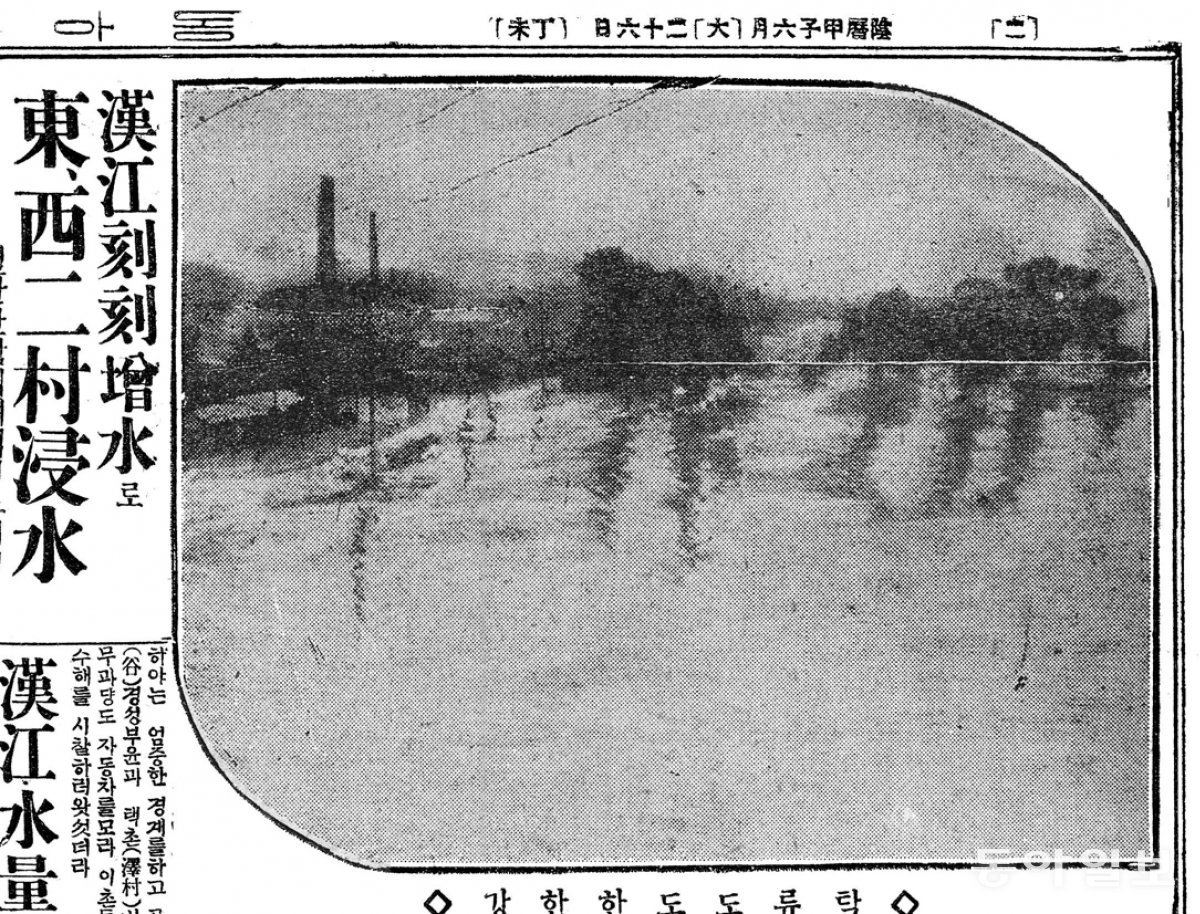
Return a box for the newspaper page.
[0,2,1187,913]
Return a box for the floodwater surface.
[180,364,1153,865]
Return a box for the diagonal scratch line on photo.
[335,87,485,176]
[190,82,287,130]
[409,77,721,203]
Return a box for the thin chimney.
[316,175,337,286]
[368,211,380,283]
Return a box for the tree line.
[819,257,1143,362]
[181,251,1143,449]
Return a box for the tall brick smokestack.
[368,212,379,283]
[316,175,337,285]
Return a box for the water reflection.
[661,374,761,564]
[331,362,1149,570]
[815,365,922,513]
[581,388,643,545]
[924,365,999,515]
[988,373,1065,509]
[1077,365,1141,449]
[570,370,763,562]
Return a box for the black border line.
[0,45,1182,61]
[1169,42,1185,914]
[156,50,1184,882]
[0,45,1142,51]
[0,639,170,647]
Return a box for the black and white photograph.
[176,79,1156,867]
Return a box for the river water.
[180,362,1154,864]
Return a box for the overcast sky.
[178,82,1148,304]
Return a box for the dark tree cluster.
[256,276,427,421]
[180,262,247,407]
[821,257,1143,362]
[568,247,752,364]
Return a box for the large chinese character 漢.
[0,659,57,723]
[99,89,156,153]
